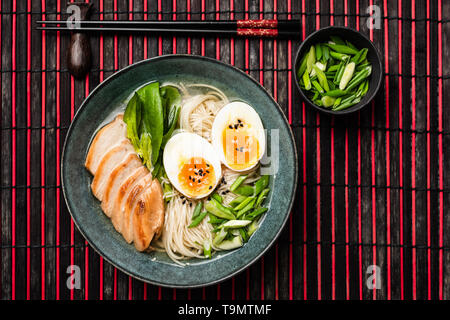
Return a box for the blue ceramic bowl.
[62,55,298,288]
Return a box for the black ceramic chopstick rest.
[66,2,93,79]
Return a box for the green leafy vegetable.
[137,82,164,166]
[123,82,181,179]
[160,86,181,147]
[123,93,142,152]
[139,132,153,170]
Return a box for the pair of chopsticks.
[36,19,301,38]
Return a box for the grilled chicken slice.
[101,153,143,218]
[121,173,153,244]
[91,140,134,201]
[132,179,165,251]
[85,114,127,175]
[110,166,149,233]
[85,114,165,252]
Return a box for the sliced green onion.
[321,96,336,108]
[326,43,358,55]
[239,228,249,243]
[329,51,350,61]
[313,64,330,92]
[296,54,308,80]
[233,185,254,196]
[188,210,207,228]
[215,236,243,250]
[230,175,248,192]
[236,197,257,218]
[322,45,330,61]
[254,175,269,196]
[302,70,311,90]
[339,62,356,90]
[255,188,270,207]
[315,43,323,60]
[205,199,235,220]
[245,207,268,221]
[213,228,228,246]
[306,46,316,74]
[247,218,261,236]
[311,80,324,93]
[229,195,248,207]
[208,213,226,225]
[211,193,223,203]
[234,196,252,211]
[333,97,342,108]
[191,202,203,219]
[220,220,252,229]
[203,239,212,258]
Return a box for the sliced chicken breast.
[121,173,153,244]
[85,115,166,252]
[91,140,134,201]
[85,114,127,175]
[110,166,149,233]
[101,153,143,218]
[132,179,165,252]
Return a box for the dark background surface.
[1,0,450,300]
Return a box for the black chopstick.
[36,19,301,31]
[36,26,299,39]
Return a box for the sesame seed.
[206,170,210,173]
[234,124,239,129]
[237,119,241,123]
[209,186,212,189]
[182,200,186,204]
[228,125,233,129]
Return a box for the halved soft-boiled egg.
[211,101,265,172]
[163,132,222,199]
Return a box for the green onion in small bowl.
[294,26,382,115]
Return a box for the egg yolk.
[222,119,260,170]
[178,157,216,198]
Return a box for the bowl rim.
[61,54,299,288]
[293,25,383,115]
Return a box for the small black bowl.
[293,26,383,115]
